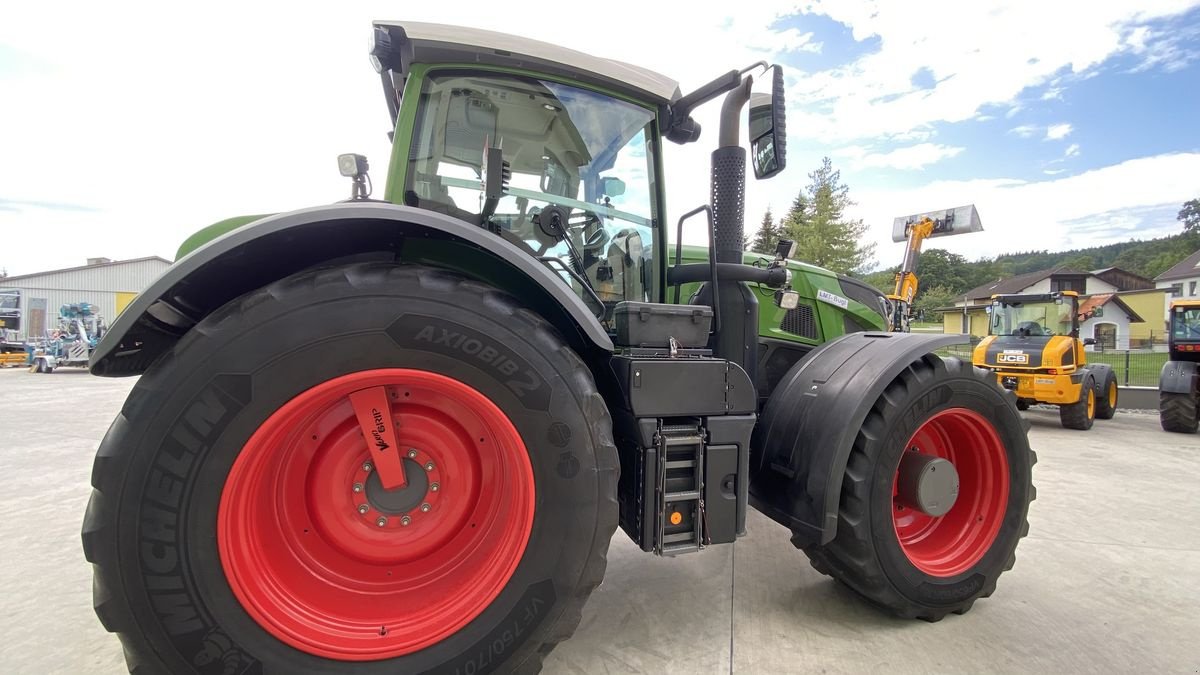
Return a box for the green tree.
[749,208,782,254]
[1180,198,1200,234]
[912,285,959,321]
[782,157,875,275]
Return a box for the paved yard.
[1,367,1196,674]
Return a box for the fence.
[935,344,1165,387]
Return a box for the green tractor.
[83,22,1034,674]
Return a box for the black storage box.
[614,301,712,348]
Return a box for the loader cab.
[975,291,1088,371]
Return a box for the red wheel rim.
[891,408,1009,577]
[218,369,535,660]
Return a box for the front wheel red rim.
[891,408,1010,577]
[218,369,535,660]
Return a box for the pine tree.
[781,157,875,275]
[750,209,780,254]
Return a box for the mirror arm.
[718,76,753,148]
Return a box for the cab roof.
[374,21,682,105]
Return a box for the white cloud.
[1009,125,1040,138]
[851,152,1200,268]
[1064,143,1082,157]
[1045,123,1074,140]
[1125,20,1200,72]
[1043,169,1067,176]
[785,0,1199,142]
[832,143,964,170]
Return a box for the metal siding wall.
[5,259,169,292]
[1,259,169,341]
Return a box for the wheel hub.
[365,456,430,515]
[895,451,959,516]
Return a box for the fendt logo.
[997,352,1029,364]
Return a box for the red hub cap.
[218,369,535,660]
[891,408,1009,577]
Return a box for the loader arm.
[886,217,935,330]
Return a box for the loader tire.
[1094,370,1118,420]
[1159,391,1199,434]
[81,263,618,675]
[801,355,1035,621]
[1059,374,1096,430]
[1015,399,1030,411]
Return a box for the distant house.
[1154,248,1200,313]
[937,265,1167,348]
[1076,294,1144,350]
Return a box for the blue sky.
[0,1,1198,275]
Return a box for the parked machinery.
[973,291,1117,429]
[1159,299,1200,433]
[29,302,105,373]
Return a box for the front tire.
[801,355,1035,620]
[1159,391,1199,434]
[1060,375,1096,430]
[1094,369,1118,420]
[82,264,618,674]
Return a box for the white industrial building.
[0,257,170,342]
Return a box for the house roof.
[1077,293,1144,323]
[0,256,171,283]
[962,266,1085,301]
[1154,248,1200,282]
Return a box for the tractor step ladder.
[655,425,706,556]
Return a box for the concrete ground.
[1,367,1197,674]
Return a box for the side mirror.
[1083,338,1096,346]
[748,65,786,180]
[600,176,626,198]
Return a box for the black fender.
[749,331,973,546]
[90,203,613,376]
[1160,360,1199,394]
[1083,362,1113,383]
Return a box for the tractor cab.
[367,21,788,330]
[1167,299,1200,360]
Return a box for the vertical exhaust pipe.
[708,77,759,389]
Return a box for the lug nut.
[376,517,387,527]
[425,462,435,471]
[407,448,418,458]
[352,483,363,493]
[362,462,373,472]
[357,504,369,514]
[400,515,411,526]
[430,482,440,492]
[420,503,431,513]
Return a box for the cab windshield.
[990,299,1073,337]
[405,71,658,323]
[1171,306,1200,340]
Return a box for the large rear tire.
[800,355,1035,620]
[1059,375,1096,430]
[81,263,618,674]
[1159,391,1199,434]
[1094,369,1118,420]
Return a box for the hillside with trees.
[753,182,1199,319]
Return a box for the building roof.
[1089,266,1154,290]
[0,256,171,283]
[376,21,681,104]
[1154,248,1200,282]
[1077,293,1144,323]
[961,266,1085,302]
